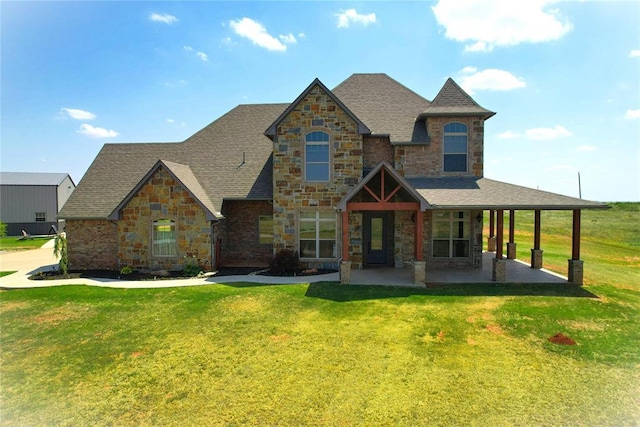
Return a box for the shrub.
[53,234,68,276]
[0,221,6,237]
[269,249,300,275]
[183,256,202,277]
[120,266,133,275]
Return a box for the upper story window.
[35,212,46,222]
[443,122,468,173]
[305,131,330,182]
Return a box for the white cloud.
[61,108,96,120]
[525,125,572,140]
[77,124,119,138]
[183,45,193,52]
[624,109,640,119]
[496,130,520,139]
[458,67,526,94]
[576,145,597,152]
[432,0,572,52]
[628,50,640,58]
[184,46,208,61]
[298,32,306,39]
[229,17,290,52]
[166,119,175,123]
[279,33,297,44]
[336,9,377,28]
[149,13,178,24]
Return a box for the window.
[299,211,336,259]
[305,131,330,181]
[35,212,46,222]
[443,122,468,172]
[258,215,273,245]
[153,219,177,257]
[432,211,470,258]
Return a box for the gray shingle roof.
[60,103,286,219]
[419,78,495,119]
[406,176,607,210]
[333,74,431,142]
[0,172,72,186]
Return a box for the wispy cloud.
[336,9,377,28]
[624,109,640,119]
[458,67,526,94]
[229,17,295,52]
[184,46,208,62]
[496,130,520,139]
[77,124,119,138]
[628,49,640,58]
[61,108,96,120]
[432,0,572,52]
[149,13,178,24]
[525,125,572,140]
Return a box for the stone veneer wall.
[117,167,212,271]
[394,211,416,268]
[396,117,485,177]
[66,219,118,270]
[347,212,363,269]
[219,200,273,267]
[272,84,363,267]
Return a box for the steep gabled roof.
[419,78,495,119]
[405,176,607,210]
[333,73,432,143]
[108,160,221,220]
[0,172,73,186]
[265,78,370,137]
[60,103,285,219]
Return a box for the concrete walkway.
[1,244,566,290]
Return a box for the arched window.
[443,122,468,172]
[305,131,330,181]
[153,219,176,257]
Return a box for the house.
[0,172,76,236]
[59,74,606,284]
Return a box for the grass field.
[0,236,52,251]
[1,203,638,425]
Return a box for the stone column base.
[568,259,584,285]
[506,242,517,259]
[487,236,496,252]
[531,249,543,269]
[412,260,426,285]
[340,261,351,285]
[492,258,506,282]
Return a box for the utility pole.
[578,172,582,199]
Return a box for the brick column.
[412,260,426,285]
[568,259,584,285]
[492,258,506,282]
[507,242,517,259]
[531,249,543,269]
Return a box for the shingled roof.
[405,176,607,210]
[419,78,495,119]
[0,172,73,186]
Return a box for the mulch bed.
[548,333,577,345]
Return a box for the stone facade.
[116,166,212,271]
[67,219,118,270]
[272,83,363,268]
[219,200,273,267]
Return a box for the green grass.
[0,272,16,278]
[1,203,639,425]
[0,236,53,251]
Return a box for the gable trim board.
[59,73,606,279]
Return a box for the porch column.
[568,209,584,285]
[492,209,506,282]
[487,210,496,252]
[412,209,425,285]
[507,209,517,259]
[531,209,543,269]
[341,211,349,261]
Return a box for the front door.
[364,212,392,265]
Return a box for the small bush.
[53,234,68,276]
[0,222,6,237]
[120,266,133,275]
[183,256,203,277]
[269,249,300,275]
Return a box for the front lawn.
[0,236,53,251]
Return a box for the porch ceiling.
[405,176,608,210]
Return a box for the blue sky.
[2,1,638,201]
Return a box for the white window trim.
[258,215,273,245]
[432,210,470,258]
[298,211,336,260]
[304,130,331,182]
[152,219,177,258]
[443,122,468,173]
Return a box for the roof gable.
[108,160,221,221]
[264,78,370,137]
[419,78,495,119]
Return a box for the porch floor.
[350,252,568,286]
